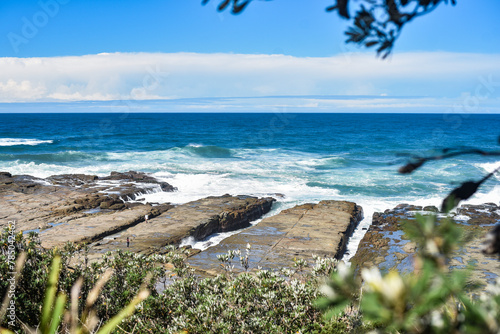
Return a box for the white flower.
[320,285,337,299]
[383,271,405,303]
[431,310,444,328]
[336,261,351,281]
[361,267,383,292]
[425,239,439,255]
[362,267,405,303]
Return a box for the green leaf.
[41,256,61,332]
[47,294,67,334]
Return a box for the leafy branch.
[201,0,266,14]
[398,143,500,256]
[398,147,500,212]
[202,0,457,57]
[328,0,456,58]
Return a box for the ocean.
[1,111,499,259]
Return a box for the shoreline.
[1,170,499,279]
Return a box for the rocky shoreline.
[1,171,499,279]
[351,203,500,287]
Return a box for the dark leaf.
[332,0,350,19]
[376,41,392,53]
[218,0,231,11]
[345,28,364,43]
[441,181,481,213]
[386,0,403,25]
[232,1,251,14]
[399,159,425,174]
[365,41,378,47]
[201,0,210,4]
[419,0,432,9]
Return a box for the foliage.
[317,213,500,333]
[0,252,149,334]
[118,252,341,333]
[1,229,349,333]
[0,227,179,332]
[327,0,457,58]
[202,0,457,57]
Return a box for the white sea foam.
[476,161,500,181]
[0,138,53,146]
[453,215,471,222]
[144,171,339,205]
[477,161,500,173]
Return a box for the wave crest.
[0,138,53,146]
[183,145,233,158]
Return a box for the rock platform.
[88,195,275,256]
[188,200,363,275]
[350,203,500,288]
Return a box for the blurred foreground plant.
[0,254,150,334]
[317,213,500,333]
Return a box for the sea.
[1,111,499,260]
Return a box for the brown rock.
[351,203,500,288]
[109,203,126,210]
[88,195,274,256]
[187,200,362,274]
[39,203,174,249]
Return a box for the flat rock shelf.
[188,200,363,276]
[88,195,275,256]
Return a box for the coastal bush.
[1,251,150,334]
[1,228,348,333]
[125,253,338,333]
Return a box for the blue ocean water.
[1,112,499,255]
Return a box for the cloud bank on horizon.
[0,51,500,112]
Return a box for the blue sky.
[1,0,500,111]
[2,1,500,57]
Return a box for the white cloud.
[0,51,500,103]
[0,79,46,100]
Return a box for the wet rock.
[0,171,12,178]
[457,203,500,225]
[101,171,177,192]
[0,171,179,253]
[423,206,439,212]
[87,195,275,256]
[47,174,99,187]
[109,203,126,210]
[351,203,500,288]
[40,203,174,249]
[187,200,362,275]
[0,173,47,194]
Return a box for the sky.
[0,0,500,111]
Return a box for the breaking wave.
[0,138,53,146]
